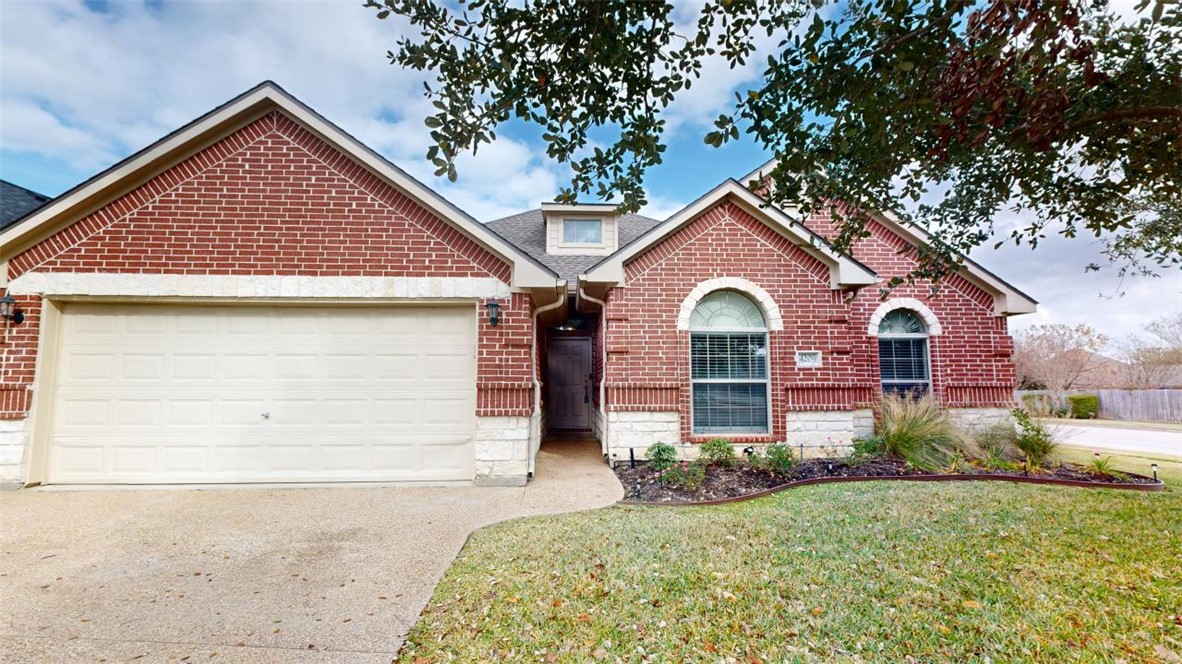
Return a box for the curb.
[618,472,1166,507]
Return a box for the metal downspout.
[577,284,609,458]
[530,283,568,475]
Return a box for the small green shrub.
[974,422,1021,465]
[1067,394,1100,419]
[660,459,706,491]
[946,453,975,474]
[980,446,1022,472]
[874,394,969,472]
[764,442,796,474]
[850,436,885,458]
[1020,394,1054,417]
[1085,455,1123,479]
[1012,408,1058,470]
[700,438,737,467]
[645,442,678,472]
[846,436,883,466]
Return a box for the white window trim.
[867,297,942,336]
[688,319,772,436]
[559,217,606,248]
[677,278,784,331]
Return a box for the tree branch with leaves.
[370,0,1181,283]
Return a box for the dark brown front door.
[547,337,592,429]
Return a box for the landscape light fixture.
[1152,463,1158,482]
[743,446,756,458]
[486,300,501,327]
[0,294,23,325]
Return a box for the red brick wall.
[1,110,531,420]
[813,206,1017,406]
[477,292,535,417]
[603,197,1016,443]
[0,294,40,419]
[605,200,876,443]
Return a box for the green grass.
[400,455,1182,663]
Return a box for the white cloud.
[1,0,1173,344]
[0,0,561,220]
[971,217,1182,346]
[0,98,116,168]
[640,194,687,221]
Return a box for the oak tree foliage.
[368,0,1181,282]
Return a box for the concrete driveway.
[0,440,622,663]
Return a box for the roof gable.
[486,208,661,286]
[0,82,558,291]
[740,158,1037,315]
[583,179,878,289]
[10,111,515,283]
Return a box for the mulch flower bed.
[614,458,1163,504]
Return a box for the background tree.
[1013,324,1108,406]
[369,0,1181,284]
[1118,312,1182,387]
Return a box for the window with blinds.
[689,291,770,434]
[877,309,930,397]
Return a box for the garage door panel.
[114,400,161,426]
[61,353,114,381]
[48,305,477,484]
[174,354,218,380]
[324,355,371,380]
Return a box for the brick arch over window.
[867,298,943,336]
[676,277,784,331]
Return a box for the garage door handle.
[261,413,270,420]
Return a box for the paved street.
[1053,420,1182,458]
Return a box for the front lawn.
[400,452,1182,663]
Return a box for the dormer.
[541,202,618,256]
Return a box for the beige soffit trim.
[736,158,1038,316]
[0,82,559,291]
[540,202,617,214]
[582,179,877,290]
[871,209,1037,316]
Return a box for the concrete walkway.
[0,440,622,663]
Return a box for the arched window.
[689,291,770,434]
[877,310,930,396]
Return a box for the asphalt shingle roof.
[486,209,662,285]
[0,180,51,231]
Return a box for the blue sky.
[2,0,1176,343]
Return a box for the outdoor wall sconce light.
[0,294,23,325]
[486,300,501,327]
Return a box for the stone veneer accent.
[475,416,531,486]
[605,411,680,460]
[784,409,875,455]
[0,419,26,482]
[948,407,1013,432]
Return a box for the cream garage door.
[47,304,476,484]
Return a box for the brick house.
[0,82,1035,487]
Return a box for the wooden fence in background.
[1015,389,1182,423]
